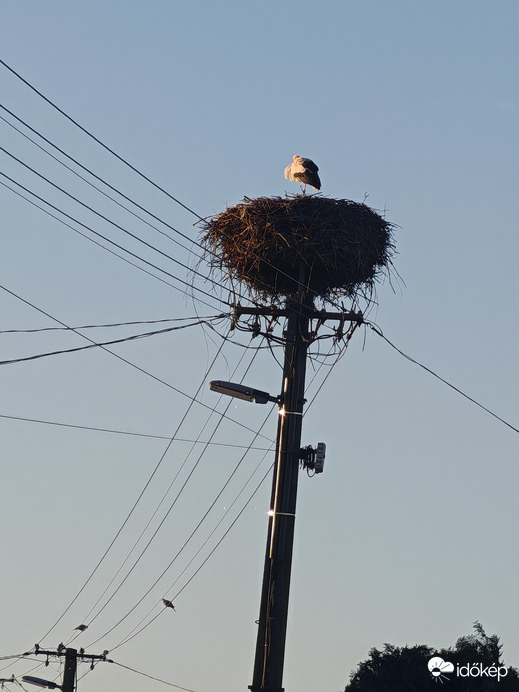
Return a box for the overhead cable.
[369,323,519,435]
[111,459,274,651]
[0,315,221,334]
[0,171,229,308]
[0,62,370,313]
[38,329,231,644]
[0,106,206,257]
[0,320,228,367]
[1,147,232,299]
[0,412,271,448]
[109,660,195,692]
[0,284,272,450]
[0,59,203,221]
[0,179,223,312]
[0,107,268,312]
[82,346,266,645]
[75,345,256,637]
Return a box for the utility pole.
[249,273,313,692]
[243,278,360,692]
[204,186,392,692]
[61,649,77,692]
[23,646,111,692]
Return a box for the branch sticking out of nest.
[202,195,396,305]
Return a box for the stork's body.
[284,154,321,193]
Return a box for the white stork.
[284,154,321,193]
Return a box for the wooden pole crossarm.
[234,303,364,323]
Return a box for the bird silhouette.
[74,624,88,632]
[284,155,321,194]
[162,598,176,611]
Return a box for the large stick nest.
[202,195,395,303]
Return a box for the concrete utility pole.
[249,272,312,692]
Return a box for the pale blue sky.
[1,2,518,692]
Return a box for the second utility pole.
[249,273,313,692]
[62,649,77,692]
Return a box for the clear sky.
[1,2,518,692]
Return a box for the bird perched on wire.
[162,598,176,611]
[74,624,88,632]
[284,155,321,194]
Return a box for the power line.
[0,655,28,662]
[111,458,274,652]
[1,352,272,647]
[0,155,304,349]
[369,323,519,435]
[0,106,206,258]
[1,147,233,301]
[0,105,269,312]
[0,284,271,443]
[0,171,230,309]
[0,178,224,312]
[32,317,270,647]
[109,660,196,692]
[304,324,359,413]
[0,315,221,333]
[82,346,266,646]
[1,165,363,359]
[0,142,269,314]
[0,319,228,367]
[79,348,256,628]
[103,398,277,651]
[121,447,275,649]
[172,463,272,603]
[0,63,372,314]
[37,331,231,643]
[0,412,272,449]
[4,303,356,652]
[0,136,257,309]
[0,59,203,222]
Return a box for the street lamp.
[22,677,61,690]
[209,380,280,405]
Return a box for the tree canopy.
[345,622,519,691]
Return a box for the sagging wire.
[67,343,258,643]
[37,325,234,645]
[109,455,275,653]
[81,342,269,648]
[0,318,229,367]
[368,322,519,436]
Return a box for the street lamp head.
[22,677,61,690]
[209,381,279,405]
